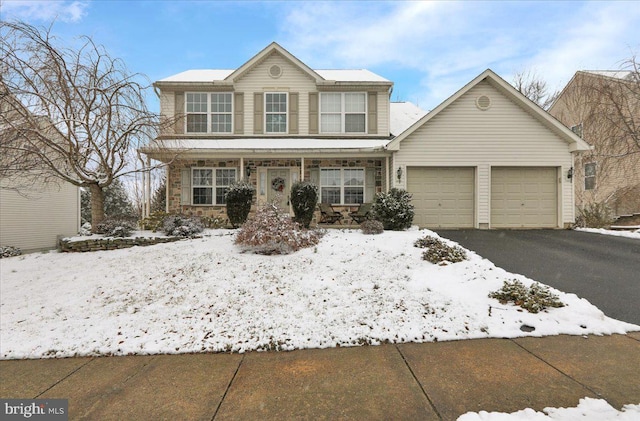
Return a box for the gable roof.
[387,69,591,152]
[156,42,391,87]
[389,102,428,136]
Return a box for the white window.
[265,92,287,133]
[320,168,364,204]
[320,93,366,133]
[192,168,237,205]
[185,93,233,134]
[584,163,596,190]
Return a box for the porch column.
[385,156,390,192]
[146,156,151,217]
[240,157,244,180]
[300,157,305,181]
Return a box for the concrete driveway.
[434,229,640,326]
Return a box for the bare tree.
[0,21,168,228]
[512,69,558,110]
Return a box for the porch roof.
[141,138,391,161]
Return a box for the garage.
[407,167,475,228]
[491,167,558,228]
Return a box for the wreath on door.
[271,177,285,192]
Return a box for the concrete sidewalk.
[2,333,639,420]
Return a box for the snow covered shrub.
[95,218,136,237]
[139,211,170,232]
[290,181,318,228]
[163,215,204,237]
[200,216,226,229]
[78,222,92,236]
[371,188,414,231]
[235,198,323,255]
[225,180,255,228]
[489,279,565,313]
[418,236,467,264]
[360,219,384,235]
[1,246,22,258]
[575,202,614,228]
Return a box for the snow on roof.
[158,69,234,82]
[158,69,389,83]
[584,70,634,80]
[315,69,390,82]
[389,102,428,136]
[151,138,389,151]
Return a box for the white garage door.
[491,167,557,228]
[407,167,475,228]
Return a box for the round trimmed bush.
[371,188,415,231]
[360,219,384,235]
[163,215,204,237]
[225,180,255,228]
[291,181,318,228]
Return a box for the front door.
[267,169,291,210]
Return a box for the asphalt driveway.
[434,229,640,326]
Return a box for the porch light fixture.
[396,167,403,182]
[567,167,573,180]
[245,165,251,177]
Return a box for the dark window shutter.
[175,92,185,134]
[254,92,263,134]
[181,168,191,205]
[289,92,299,134]
[234,92,244,134]
[367,92,377,134]
[309,92,318,134]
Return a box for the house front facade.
[142,43,590,229]
[549,71,640,217]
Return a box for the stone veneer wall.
[168,158,385,219]
[59,236,184,252]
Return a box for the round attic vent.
[268,64,282,78]
[476,95,491,110]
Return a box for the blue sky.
[2,0,639,112]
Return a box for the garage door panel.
[407,167,475,228]
[491,167,557,228]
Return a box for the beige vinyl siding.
[393,80,573,227]
[235,52,317,136]
[159,91,175,135]
[0,180,80,251]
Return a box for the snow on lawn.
[575,227,640,239]
[458,397,640,420]
[1,229,637,359]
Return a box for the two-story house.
[549,71,640,219]
[142,42,590,229]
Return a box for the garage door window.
[320,168,364,204]
[584,163,596,190]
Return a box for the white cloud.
[277,1,640,110]
[0,0,89,23]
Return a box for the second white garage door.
[407,167,475,228]
[491,167,558,228]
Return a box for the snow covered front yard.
[1,229,637,359]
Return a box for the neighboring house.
[549,71,640,217]
[0,91,81,251]
[142,42,590,229]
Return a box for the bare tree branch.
[0,20,174,227]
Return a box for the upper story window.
[320,93,366,133]
[584,163,596,190]
[186,93,233,134]
[265,93,287,133]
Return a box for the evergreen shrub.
[291,181,319,228]
[489,279,565,313]
[95,218,136,237]
[371,188,414,231]
[415,235,467,264]
[225,180,255,228]
[163,215,204,237]
[360,219,384,235]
